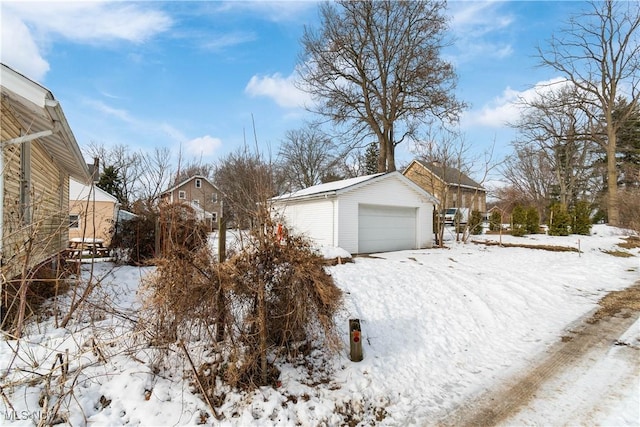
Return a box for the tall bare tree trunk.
[387,124,396,172]
[606,132,619,226]
[377,137,387,173]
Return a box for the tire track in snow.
[439,281,640,427]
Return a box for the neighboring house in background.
[69,178,120,245]
[403,159,487,214]
[159,175,223,229]
[270,172,438,254]
[1,63,90,280]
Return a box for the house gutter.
[271,191,338,204]
[44,98,91,184]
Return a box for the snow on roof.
[70,178,119,204]
[271,173,385,201]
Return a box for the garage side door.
[358,204,416,253]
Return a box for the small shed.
[270,172,438,254]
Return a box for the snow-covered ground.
[1,225,638,426]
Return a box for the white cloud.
[1,2,171,81]
[4,2,172,44]
[84,99,138,125]
[450,1,513,33]
[463,77,569,128]
[161,123,188,143]
[213,1,315,23]
[0,10,50,81]
[185,135,222,157]
[245,72,312,109]
[200,32,256,52]
[449,1,515,63]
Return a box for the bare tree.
[138,147,173,205]
[510,84,599,208]
[412,128,488,244]
[214,147,274,229]
[171,159,215,187]
[537,0,640,225]
[278,125,339,191]
[84,142,142,209]
[298,0,464,173]
[84,143,174,208]
[501,145,555,218]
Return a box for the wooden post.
[218,215,226,263]
[349,319,363,362]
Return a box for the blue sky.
[1,1,587,177]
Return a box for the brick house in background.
[403,159,486,213]
[159,175,223,229]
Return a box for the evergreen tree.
[97,165,126,207]
[525,206,540,234]
[489,210,502,232]
[470,210,483,235]
[364,142,379,175]
[571,200,592,235]
[511,204,527,237]
[548,203,571,236]
[615,99,640,188]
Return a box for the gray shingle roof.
[412,159,484,190]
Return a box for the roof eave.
[45,98,91,183]
[270,190,338,203]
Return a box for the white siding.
[275,198,336,247]
[271,173,434,254]
[337,175,433,253]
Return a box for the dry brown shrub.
[230,229,342,349]
[139,217,343,392]
[158,203,210,256]
[1,259,71,333]
[140,246,229,346]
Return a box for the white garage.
[270,172,437,254]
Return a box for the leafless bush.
[139,215,343,393]
[2,262,147,426]
[618,188,640,233]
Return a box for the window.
[193,199,200,206]
[178,190,186,199]
[69,214,80,229]
[212,212,217,223]
[212,193,218,203]
[195,178,202,188]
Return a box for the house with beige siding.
[160,175,223,229]
[403,159,486,214]
[1,63,90,281]
[69,178,120,245]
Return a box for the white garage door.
[358,204,417,253]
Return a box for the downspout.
[0,129,56,261]
[331,196,336,247]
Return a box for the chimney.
[92,157,100,182]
